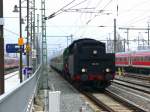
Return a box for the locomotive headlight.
[93,50,97,54]
[81,68,86,72]
[106,68,110,72]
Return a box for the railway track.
[124,73,150,81]
[114,77,150,88]
[113,79,150,94]
[5,71,18,80]
[81,90,146,112]
[5,68,18,75]
[51,67,149,111]
[109,78,150,112]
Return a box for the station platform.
[5,71,20,93]
[47,68,94,112]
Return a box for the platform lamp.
[13,5,25,24]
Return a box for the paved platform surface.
[5,71,20,92]
[48,69,94,112]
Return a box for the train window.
[120,58,122,62]
[144,57,146,61]
[148,57,150,61]
[147,57,149,61]
[117,58,119,62]
[132,57,135,61]
[131,57,133,61]
[142,57,144,61]
[121,58,124,62]
[137,57,140,61]
[138,57,140,61]
[140,57,143,61]
[137,57,139,61]
[123,57,125,61]
[124,57,126,61]
[145,56,150,61]
[135,57,137,61]
[122,58,124,61]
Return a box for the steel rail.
[82,91,115,112]
[105,89,148,112]
[125,73,150,81]
[114,78,150,88]
[112,80,150,94]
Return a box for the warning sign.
[26,44,31,52]
[18,38,24,46]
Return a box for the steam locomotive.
[51,38,115,89]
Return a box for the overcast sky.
[3,0,150,57]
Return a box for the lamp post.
[13,1,24,83]
[12,5,25,24]
[148,23,149,46]
[26,0,29,69]
[19,0,23,82]
[114,18,117,53]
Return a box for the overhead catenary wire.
[45,0,77,20]
[4,28,19,36]
[72,0,92,37]
[118,0,150,26]
[118,0,150,16]
[86,0,113,24]
[46,0,89,20]
[66,0,88,10]
[128,15,150,26]
[46,0,90,39]
[124,10,150,26]
[72,0,101,37]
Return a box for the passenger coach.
[116,50,150,75]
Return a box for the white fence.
[0,64,41,112]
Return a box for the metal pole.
[32,0,36,71]
[30,12,33,69]
[70,34,73,43]
[114,18,116,53]
[36,14,39,65]
[124,39,125,52]
[30,12,33,47]
[67,36,68,47]
[19,0,23,83]
[148,23,149,46]
[33,0,36,48]
[126,29,129,51]
[27,0,29,68]
[138,32,140,48]
[0,0,4,94]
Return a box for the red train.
[5,57,19,70]
[115,50,150,75]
